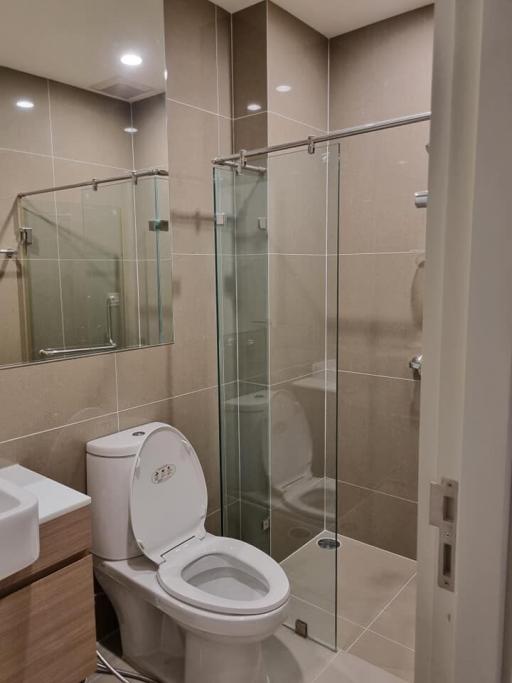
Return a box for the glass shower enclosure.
[214,143,340,649]
[17,171,172,362]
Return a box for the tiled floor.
[281,533,417,682]
[88,534,417,683]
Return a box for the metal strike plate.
[429,478,458,591]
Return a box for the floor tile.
[285,596,364,650]
[348,631,415,682]
[264,626,336,683]
[316,649,409,683]
[282,535,416,629]
[371,577,417,649]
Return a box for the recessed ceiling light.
[120,53,142,66]
[124,126,138,134]
[16,99,34,109]
[247,103,262,112]
[276,84,292,93]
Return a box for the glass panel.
[214,142,340,650]
[135,175,173,346]
[20,173,173,362]
[214,162,270,553]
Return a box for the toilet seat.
[128,423,289,618]
[157,535,289,616]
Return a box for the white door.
[416,1,512,682]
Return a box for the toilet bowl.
[87,423,290,683]
[230,389,335,525]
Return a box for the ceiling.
[216,0,432,37]
[0,0,166,101]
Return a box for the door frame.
[416,1,512,682]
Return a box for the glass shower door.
[214,142,340,650]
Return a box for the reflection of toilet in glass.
[235,380,336,526]
[87,423,290,683]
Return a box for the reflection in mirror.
[0,0,172,366]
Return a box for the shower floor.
[281,532,417,682]
[89,534,417,683]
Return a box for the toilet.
[86,422,290,683]
[232,389,336,525]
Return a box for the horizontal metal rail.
[18,168,169,199]
[39,341,117,358]
[213,111,431,167]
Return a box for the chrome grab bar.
[0,248,17,257]
[39,342,117,357]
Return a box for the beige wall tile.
[329,6,434,130]
[339,482,417,558]
[218,116,233,156]
[167,101,217,254]
[339,121,429,254]
[339,252,424,379]
[232,3,267,118]
[116,254,217,407]
[0,354,117,441]
[216,7,233,119]
[267,125,327,254]
[0,415,117,492]
[49,81,132,168]
[0,149,53,202]
[267,112,322,146]
[267,3,328,131]
[132,94,168,171]
[339,371,420,501]
[164,0,218,113]
[118,386,220,512]
[116,344,173,410]
[269,254,325,384]
[0,258,23,365]
[0,67,52,155]
[53,159,129,187]
[234,112,268,150]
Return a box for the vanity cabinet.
[0,507,96,683]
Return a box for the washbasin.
[0,476,39,580]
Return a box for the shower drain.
[317,538,340,550]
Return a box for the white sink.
[0,476,39,580]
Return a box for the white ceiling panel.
[215,0,433,37]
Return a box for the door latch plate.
[429,478,458,591]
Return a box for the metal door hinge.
[429,478,458,591]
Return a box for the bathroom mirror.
[0,0,172,367]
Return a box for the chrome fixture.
[415,190,429,208]
[409,354,423,376]
[213,111,431,168]
[17,168,168,199]
[39,342,117,358]
[19,226,33,245]
[0,248,17,257]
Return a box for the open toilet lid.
[130,424,208,564]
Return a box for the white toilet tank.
[86,422,165,560]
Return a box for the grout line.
[0,411,119,446]
[0,385,218,447]
[339,369,417,383]
[365,628,416,653]
[166,96,231,120]
[116,384,218,415]
[267,109,328,135]
[339,250,425,256]
[346,573,417,654]
[0,145,131,173]
[339,479,418,505]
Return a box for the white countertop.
[0,465,90,523]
